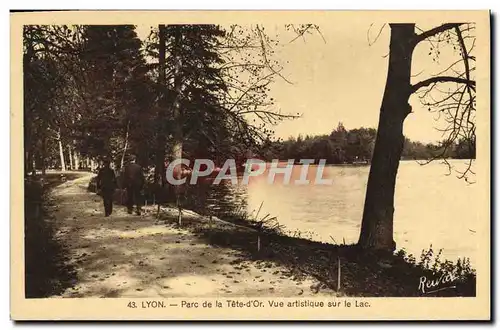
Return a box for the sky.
[136,23,469,144]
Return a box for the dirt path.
[49,174,334,298]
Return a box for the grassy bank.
[24,173,82,297]
[87,174,476,297]
[154,206,476,297]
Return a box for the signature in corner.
[418,273,457,294]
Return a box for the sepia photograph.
[10,10,491,320]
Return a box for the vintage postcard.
[10,10,491,321]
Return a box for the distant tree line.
[259,122,476,164]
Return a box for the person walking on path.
[123,156,145,215]
[96,158,117,217]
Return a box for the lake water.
[185,160,478,265]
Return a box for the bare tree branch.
[411,76,475,93]
[412,23,476,181]
[455,25,475,103]
[367,23,387,46]
[414,23,464,44]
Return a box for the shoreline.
[25,172,476,298]
[153,204,476,297]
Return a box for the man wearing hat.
[96,158,117,217]
[123,155,145,215]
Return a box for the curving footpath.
[48,174,332,298]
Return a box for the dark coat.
[123,163,144,189]
[97,167,117,192]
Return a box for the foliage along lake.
[184,160,478,265]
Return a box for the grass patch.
[158,205,476,297]
[24,173,81,298]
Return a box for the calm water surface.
[185,160,479,264]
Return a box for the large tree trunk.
[24,127,33,176]
[120,121,130,170]
[73,142,80,170]
[358,24,416,251]
[32,158,36,176]
[41,134,46,176]
[58,129,66,172]
[171,26,183,169]
[26,148,33,176]
[67,144,74,170]
[170,26,184,225]
[155,24,167,187]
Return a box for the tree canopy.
[23,24,299,177]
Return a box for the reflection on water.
[183,160,478,264]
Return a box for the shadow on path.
[161,213,477,297]
[44,174,328,298]
[25,172,475,298]
[24,173,83,298]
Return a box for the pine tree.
[77,25,151,165]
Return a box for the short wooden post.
[177,195,182,226]
[337,256,341,291]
